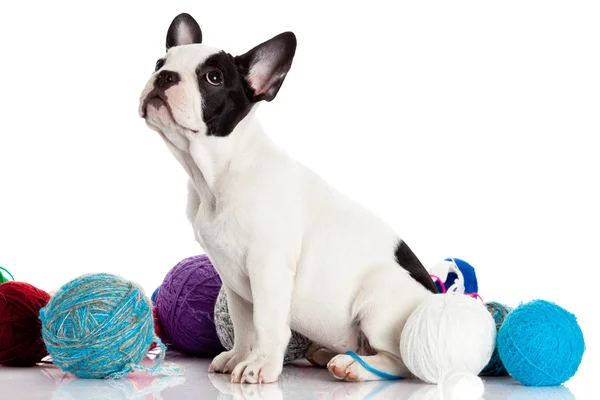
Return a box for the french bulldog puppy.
[140,13,436,384]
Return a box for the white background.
[0,0,598,395]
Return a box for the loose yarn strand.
[0,266,15,283]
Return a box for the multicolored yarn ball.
[497,299,585,386]
[480,301,512,376]
[214,286,313,363]
[40,273,179,379]
[0,266,15,284]
[155,255,224,357]
[400,293,496,398]
[0,281,51,366]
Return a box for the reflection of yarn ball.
[507,385,576,400]
[400,293,495,390]
[155,255,224,357]
[214,286,312,363]
[51,376,186,400]
[497,300,585,386]
[480,302,513,376]
[40,273,165,379]
[51,379,138,400]
[0,282,51,366]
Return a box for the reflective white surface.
[1,351,589,400]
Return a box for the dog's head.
[139,13,296,150]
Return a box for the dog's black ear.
[235,32,297,102]
[166,13,203,51]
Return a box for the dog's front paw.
[231,352,283,384]
[209,349,250,374]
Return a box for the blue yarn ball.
[151,287,159,304]
[480,301,512,376]
[497,300,585,386]
[434,258,479,294]
[40,273,172,379]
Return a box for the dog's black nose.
[155,70,180,89]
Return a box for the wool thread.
[155,255,224,357]
[480,301,512,376]
[40,273,181,379]
[400,293,496,386]
[497,299,585,386]
[345,351,404,380]
[0,266,15,283]
[214,285,313,363]
[0,281,51,366]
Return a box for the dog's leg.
[327,313,410,381]
[231,252,294,384]
[209,286,255,374]
[328,266,430,382]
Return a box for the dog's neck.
[166,108,277,208]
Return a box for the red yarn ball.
[149,306,164,351]
[0,281,51,366]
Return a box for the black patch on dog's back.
[395,240,438,293]
[196,52,254,137]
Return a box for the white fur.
[140,42,433,384]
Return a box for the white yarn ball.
[400,293,496,386]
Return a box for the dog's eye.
[155,59,165,72]
[206,70,223,86]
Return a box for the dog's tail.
[394,240,439,293]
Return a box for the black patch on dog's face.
[196,52,254,137]
[395,240,438,293]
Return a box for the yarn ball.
[40,273,176,379]
[400,293,496,388]
[155,255,224,357]
[214,286,313,363]
[480,301,513,376]
[433,258,478,294]
[0,281,51,366]
[0,266,15,284]
[497,299,585,386]
[151,287,160,303]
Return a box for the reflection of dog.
[140,13,437,384]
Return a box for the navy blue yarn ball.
[434,258,478,294]
[151,287,159,304]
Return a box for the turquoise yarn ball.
[497,300,585,386]
[480,301,512,376]
[40,273,176,379]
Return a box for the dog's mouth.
[141,89,200,134]
[141,89,168,118]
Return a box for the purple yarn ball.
[155,255,225,357]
